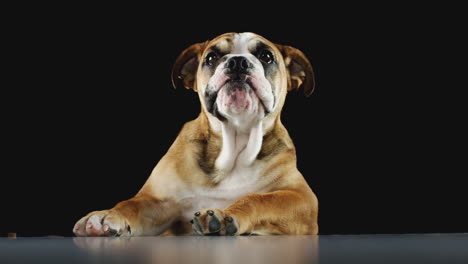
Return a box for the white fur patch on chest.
[182,118,267,220]
[182,165,267,220]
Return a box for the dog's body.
[73,32,318,236]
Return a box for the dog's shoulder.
[165,114,221,178]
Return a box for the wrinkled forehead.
[206,32,279,55]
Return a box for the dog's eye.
[259,50,274,64]
[206,52,219,66]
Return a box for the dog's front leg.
[191,187,318,235]
[73,194,178,236]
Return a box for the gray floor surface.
[1,234,467,263]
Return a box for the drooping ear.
[171,42,207,91]
[276,45,315,97]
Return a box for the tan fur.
[73,33,318,236]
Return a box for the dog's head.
[172,32,314,125]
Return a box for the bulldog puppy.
[73,32,318,236]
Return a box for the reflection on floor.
[1,234,467,264]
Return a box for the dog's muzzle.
[204,55,272,120]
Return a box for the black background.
[3,4,466,236]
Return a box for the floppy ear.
[276,45,315,97]
[171,42,207,91]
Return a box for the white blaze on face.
[207,32,275,126]
[231,32,257,54]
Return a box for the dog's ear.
[171,42,207,91]
[276,45,315,97]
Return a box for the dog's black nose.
[226,56,252,73]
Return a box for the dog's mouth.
[222,79,252,91]
[204,75,271,121]
[217,73,251,89]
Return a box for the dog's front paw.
[73,210,132,237]
[191,209,239,236]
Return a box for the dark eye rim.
[205,51,219,66]
[259,49,275,64]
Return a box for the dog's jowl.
[73,32,318,236]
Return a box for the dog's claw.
[190,209,238,236]
[73,210,130,237]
